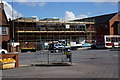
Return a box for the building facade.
[9,18,95,51]
[0,3,9,51]
[9,12,120,51]
[74,13,119,43]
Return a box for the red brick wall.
[109,13,119,35]
[0,3,10,51]
[95,23,109,42]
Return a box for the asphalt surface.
[2,48,119,78]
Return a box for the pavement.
[110,48,120,51]
[1,49,119,78]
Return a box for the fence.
[18,49,72,66]
[33,50,72,65]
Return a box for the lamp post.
[12,0,15,53]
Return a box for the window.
[115,37,118,42]
[79,26,85,31]
[106,37,110,42]
[118,37,120,41]
[0,27,8,35]
[111,37,115,42]
[2,27,8,35]
[49,27,54,31]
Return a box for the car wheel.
[50,50,54,53]
[1,51,5,54]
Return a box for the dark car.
[48,42,70,53]
[91,42,105,49]
[48,43,59,53]
[48,43,56,50]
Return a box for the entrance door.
[2,41,8,50]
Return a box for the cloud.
[3,1,23,20]
[78,14,88,19]
[94,2,118,6]
[25,2,36,6]
[38,2,46,7]
[19,2,37,7]
[32,16,39,21]
[64,11,87,21]
[18,2,46,7]
[87,12,92,15]
[65,11,76,20]
[14,0,28,2]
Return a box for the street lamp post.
[12,0,15,53]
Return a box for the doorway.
[2,41,8,50]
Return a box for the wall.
[109,13,119,35]
[0,3,10,50]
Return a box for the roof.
[0,3,8,26]
[73,12,117,24]
[16,17,36,21]
[40,18,59,21]
[111,20,120,26]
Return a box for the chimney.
[0,3,4,9]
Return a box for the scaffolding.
[14,18,95,50]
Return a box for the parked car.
[48,42,70,53]
[91,42,105,49]
[0,49,7,54]
[49,43,63,50]
[82,43,91,47]
[58,40,67,46]
[70,42,82,50]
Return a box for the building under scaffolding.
[9,17,96,51]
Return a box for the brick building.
[74,12,120,43]
[0,3,9,50]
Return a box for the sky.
[2,0,120,2]
[2,1,119,21]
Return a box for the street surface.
[2,48,119,78]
